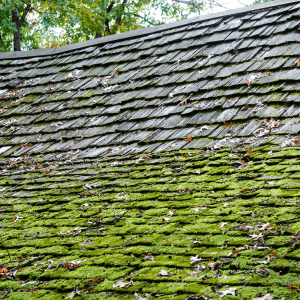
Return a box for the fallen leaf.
[220,222,227,228]
[167,210,175,217]
[220,287,236,298]
[185,136,193,142]
[190,254,201,265]
[288,286,299,290]
[66,290,81,299]
[144,254,154,261]
[113,280,133,289]
[269,251,278,259]
[158,270,169,276]
[134,293,148,300]
[194,207,207,212]
[0,269,8,277]
[257,222,272,231]
[12,216,23,223]
[251,261,269,265]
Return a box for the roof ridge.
[0,0,299,60]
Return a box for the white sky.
[208,0,255,14]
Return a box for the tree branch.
[104,1,115,35]
[0,290,11,300]
[106,1,115,13]
[129,13,160,26]
[237,0,248,5]
[172,0,228,9]
[19,3,32,27]
[172,0,203,7]
[10,255,45,272]
[115,0,128,26]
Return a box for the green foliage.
[0,0,205,52]
[0,1,18,51]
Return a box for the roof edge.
[0,0,298,60]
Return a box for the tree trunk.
[12,9,21,51]
[13,28,21,51]
[11,4,31,51]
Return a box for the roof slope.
[1,0,300,299]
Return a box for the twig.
[237,0,248,6]
[241,280,250,288]
[114,267,150,291]
[0,290,11,299]
[100,205,133,224]
[131,267,151,281]
[120,291,134,300]
[128,13,160,26]
[274,216,300,224]
[153,284,185,296]
[10,255,45,271]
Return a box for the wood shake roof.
[1,0,300,299]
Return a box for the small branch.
[274,216,300,224]
[10,255,45,271]
[152,284,185,296]
[31,9,58,15]
[129,13,159,26]
[19,3,32,27]
[64,205,134,238]
[115,0,128,25]
[120,291,133,300]
[100,205,133,224]
[171,0,228,9]
[105,1,116,35]
[237,0,248,5]
[0,290,11,300]
[172,0,203,8]
[106,1,115,13]
[131,267,151,281]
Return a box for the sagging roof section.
[1,0,300,299]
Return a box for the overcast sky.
[209,0,255,13]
